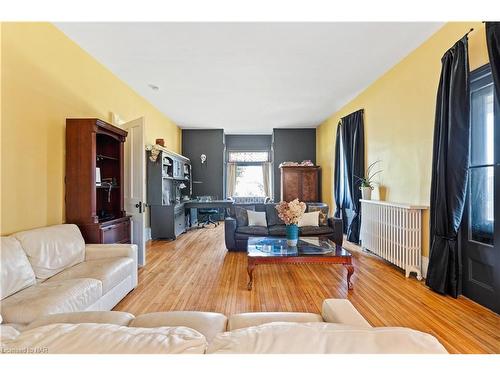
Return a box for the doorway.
[461,65,500,313]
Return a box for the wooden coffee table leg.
[247,259,255,290]
[345,264,354,290]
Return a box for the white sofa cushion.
[48,257,133,294]
[0,324,21,342]
[0,278,102,324]
[130,311,228,342]
[227,312,323,331]
[207,322,448,354]
[13,224,85,280]
[26,311,136,331]
[0,237,36,299]
[2,323,207,354]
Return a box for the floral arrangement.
[145,144,163,162]
[275,199,307,225]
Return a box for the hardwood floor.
[115,224,500,354]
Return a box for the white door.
[123,117,146,266]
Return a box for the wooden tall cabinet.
[65,118,131,244]
[280,166,320,202]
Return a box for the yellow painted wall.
[316,22,489,257]
[1,22,181,235]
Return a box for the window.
[233,165,265,197]
[228,151,269,163]
[469,66,495,245]
[226,151,271,198]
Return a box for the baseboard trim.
[422,256,429,279]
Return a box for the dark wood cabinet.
[65,118,131,243]
[280,166,320,202]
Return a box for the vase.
[286,224,299,246]
[361,187,372,200]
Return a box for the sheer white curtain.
[262,162,272,199]
[226,163,237,198]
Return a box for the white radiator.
[360,200,428,280]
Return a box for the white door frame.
[123,117,146,267]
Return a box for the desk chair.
[197,196,220,228]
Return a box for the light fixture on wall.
[200,154,207,164]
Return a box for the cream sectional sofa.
[0,224,446,354]
[0,299,448,354]
[0,224,138,326]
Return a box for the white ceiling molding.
[56,22,443,134]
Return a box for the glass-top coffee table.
[246,237,354,291]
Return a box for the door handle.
[135,202,143,213]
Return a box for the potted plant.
[356,161,382,200]
[275,199,307,246]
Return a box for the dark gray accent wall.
[273,128,316,202]
[225,135,272,151]
[182,129,225,199]
[181,129,316,201]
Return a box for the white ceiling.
[56,22,443,134]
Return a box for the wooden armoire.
[65,118,131,244]
[280,165,320,202]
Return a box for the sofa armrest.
[224,217,237,250]
[85,243,137,261]
[85,244,138,288]
[321,299,372,328]
[327,217,343,246]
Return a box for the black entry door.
[461,65,500,313]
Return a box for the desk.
[183,199,234,209]
[150,200,234,239]
[183,199,234,228]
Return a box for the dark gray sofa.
[224,202,343,251]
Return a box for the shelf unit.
[65,118,131,244]
[147,147,192,239]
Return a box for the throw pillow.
[247,210,267,227]
[298,211,319,227]
[235,206,255,226]
[308,206,329,226]
[266,204,284,226]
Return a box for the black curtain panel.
[333,122,343,219]
[486,23,500,108]
[341,109,365,244]
[426,36,470,297]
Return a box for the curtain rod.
[464,28,474,38]
[341,109,363,119]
